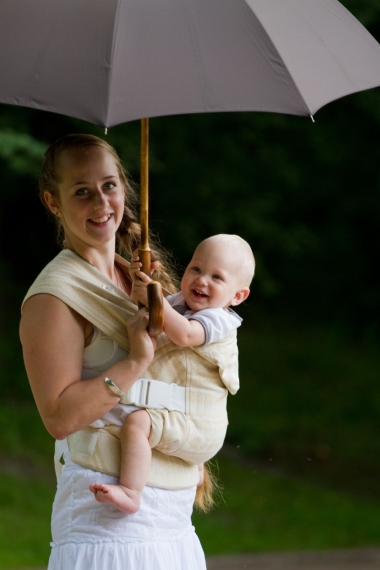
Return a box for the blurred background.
[0,0,380,567]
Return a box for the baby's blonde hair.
[197,234,255,288]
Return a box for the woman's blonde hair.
[195,461,221,513]
[38,133,178,292]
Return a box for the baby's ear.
[230,288,250,307]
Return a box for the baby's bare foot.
[89,483,140,514]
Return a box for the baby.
[90,234,255,513]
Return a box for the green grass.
[0,403,55,568]
[228,320,380,497]
[0,473,55,568]
[194,455,380,555]
[0,402,55,467]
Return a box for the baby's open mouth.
[192,289,208,298]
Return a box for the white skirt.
[48,455,207,570]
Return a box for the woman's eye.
[104,182,116,190]
[76,188,89,196]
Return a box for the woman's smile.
[88,213,113,226]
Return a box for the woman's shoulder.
[21,249,136,352]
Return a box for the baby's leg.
[90,409,151,514]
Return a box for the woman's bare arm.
[20,294,154,440]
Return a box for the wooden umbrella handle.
[139,118,164,336]
[147,281,164,336]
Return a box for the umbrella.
[1,0,380,331]
[1,0,380,125]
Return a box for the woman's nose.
[93,190,107,208]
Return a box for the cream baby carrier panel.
[141,328,239,465]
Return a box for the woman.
[19,134,208,570]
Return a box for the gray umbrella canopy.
[1,0,380,128]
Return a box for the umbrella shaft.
[140,118,149,247]
[140,118,151,275]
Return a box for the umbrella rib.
[181,2,210,111]
[299,0,380,108]
[182,0,311,115]
[101,0,123,128]
[237,1,313,116]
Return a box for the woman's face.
[45,146,125,252]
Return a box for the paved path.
[207,548,380,570]
[7,548,380,570]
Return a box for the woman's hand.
[131,273,151,306]
[127,307,156,366]
[129,250,143,281]
[130,250,161,279]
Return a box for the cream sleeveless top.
[82,327,137,428]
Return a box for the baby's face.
[181,241,244,312]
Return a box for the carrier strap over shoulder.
[22,249,139,351]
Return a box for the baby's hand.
[129,251,151,305]
[131,276,151,306]
[129,251,143,282]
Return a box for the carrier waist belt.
[121,378,186,413]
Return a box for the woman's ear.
[44,191,60,216]
[230,288,250,307]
